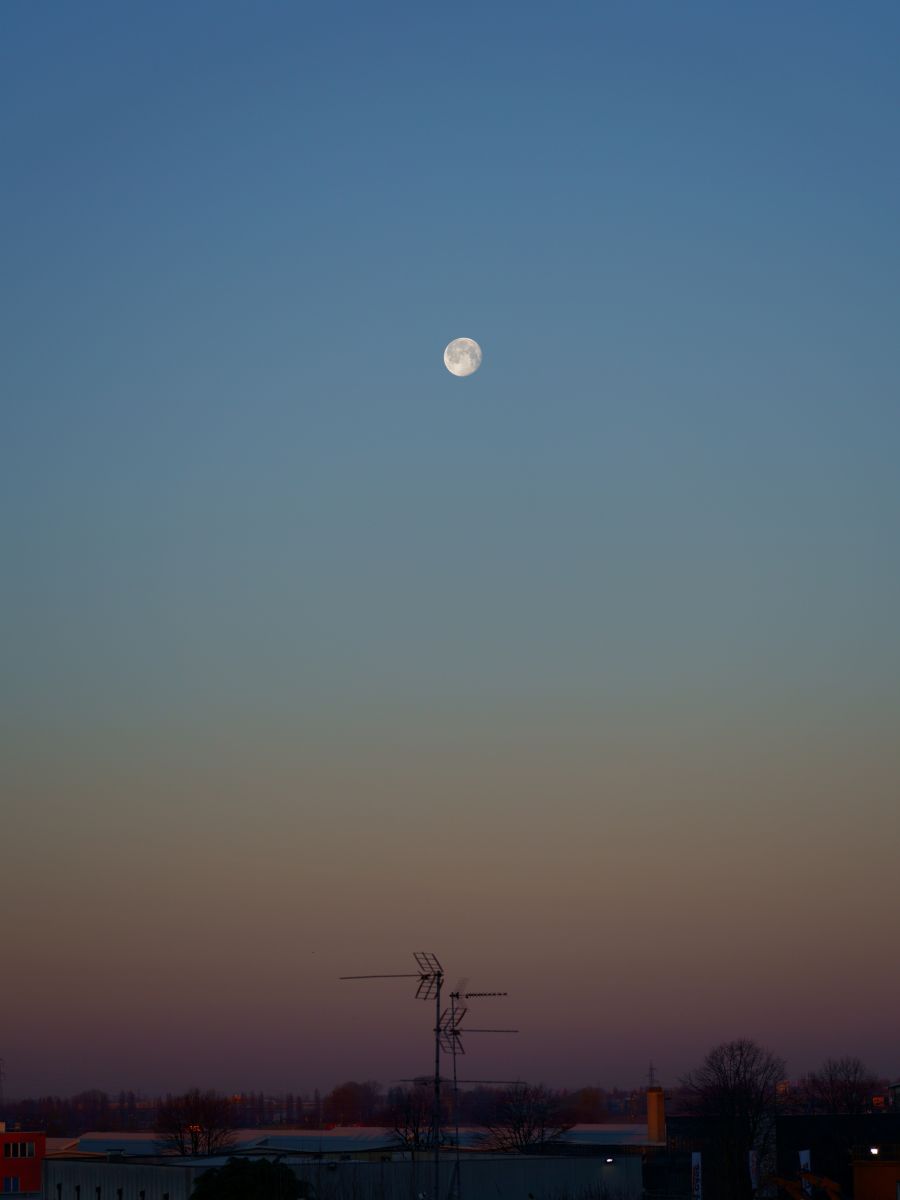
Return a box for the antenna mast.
[341,951,444,1200]
[341,956,517,1200]
[440,990,517,1200]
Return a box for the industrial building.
[44,1151,642,1200]
[41,1122,662,1200]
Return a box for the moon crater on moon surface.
[444,337,482,376]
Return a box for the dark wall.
[667,1116,762,1200]
[776,1114,900,1195]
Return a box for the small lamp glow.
[870,1147,879,1156]
[605,1158,613,1164]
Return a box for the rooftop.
[51,1124,658,1158]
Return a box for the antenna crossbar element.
[442,990,517,1057]
[439,1033,464,1055]
[414,952,443,974]
[456,1079,523,1085]
[398,1077,523,1085]
[413,952,443,1000]
[458,1028,518,1034]
[339,973,422,980]
[439,1003,468,1055]
[440,1007,468,1030]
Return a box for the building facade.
[45,1152,643,1200]
[0,1125,46,1196]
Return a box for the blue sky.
[2,1,899,1094]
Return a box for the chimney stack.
[647,1086,666,1144]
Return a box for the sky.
[2,0,899,1099]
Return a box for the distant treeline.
[0,1082,645,1136]
[2,1063,892,1138]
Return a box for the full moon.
[444,337,482,377]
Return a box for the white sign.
[691,1151,702,1199]
[749,1149,759,1189]
[799,1149,812,1196]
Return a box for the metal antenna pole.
[450,993,462,1200]
[340,955,515,1200]
[409,953,444,1200]
[436,989,517,1200]
[342,953,444,1200]
[434,970,442,1200]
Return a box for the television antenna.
[341,952,444,1200]
[340,956,516,1200]
[441,990,517,1200]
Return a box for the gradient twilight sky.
[2,1,899,1098]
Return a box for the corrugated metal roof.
[67,1123,654,1157]
[560,1125,653,1147]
